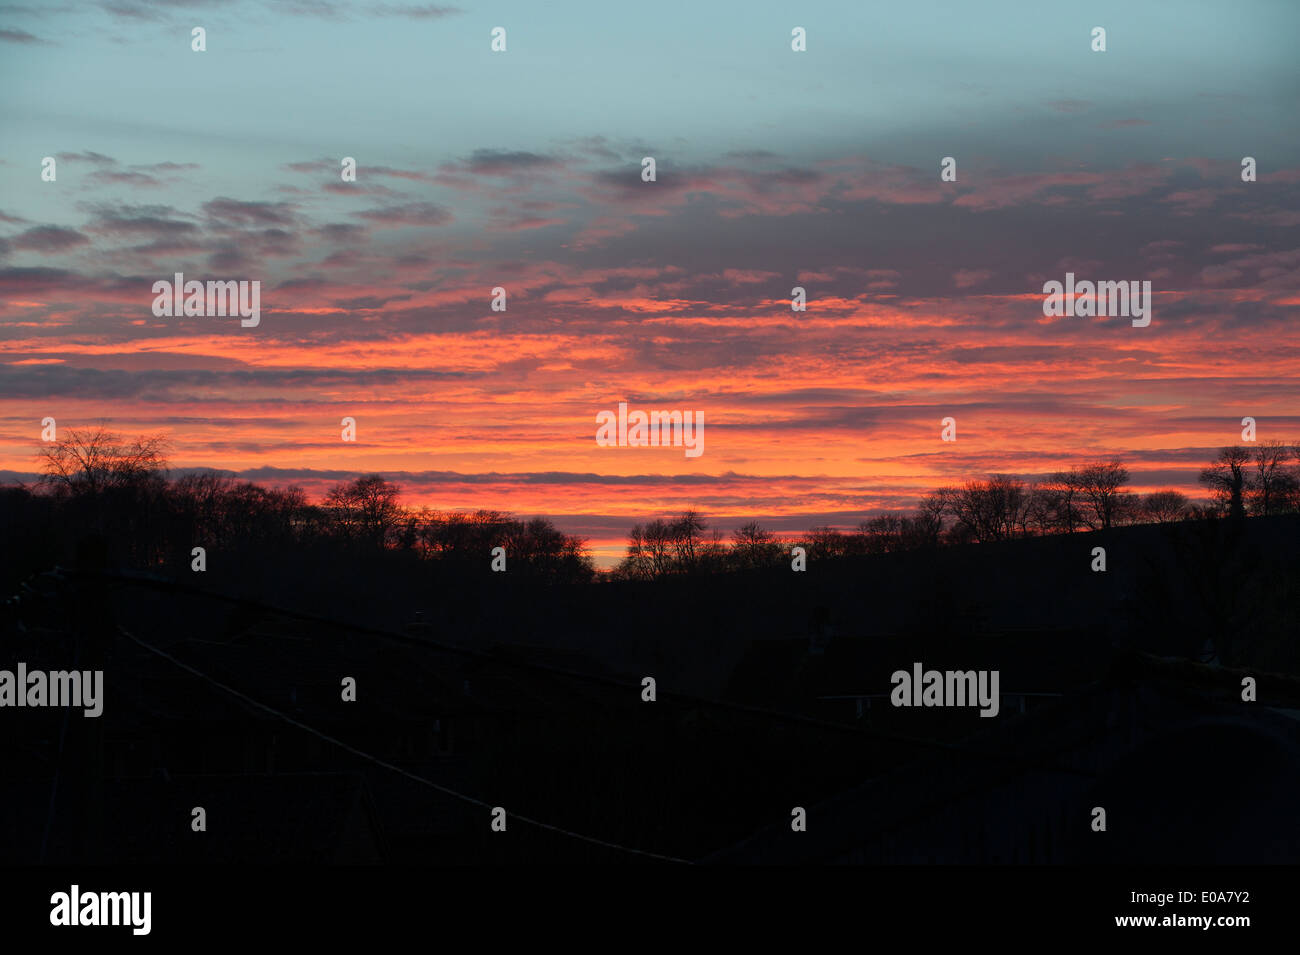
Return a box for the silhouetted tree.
[36,425,171,564]
[1041,468,1086,533]
[642,519,678,577]
[854,515,901,554]
[670,509,708,571]
[325,474,403,548]
[616,518,676,579]
[731,521,782,569]
[1078,460,1130,530]
[417,508,511,561]
[801,525,847,560]
[1140,490,1189,524]
[913,491,947,547]
[1248,440,1297,516]
[942,475,1029,541]
[38,424,169,496]
[616,511,723,578]
[616,524,653,580]
[1200,447,1250,522]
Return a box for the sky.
[1,0,1298,566]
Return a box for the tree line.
[612,443,1300,579]
[7,425,593,582]
[6,426,1299,585]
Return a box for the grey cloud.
[353,203,453,226]
[203,197,297,227]
[0,28,49,43]
[12,226,90,252]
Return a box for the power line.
[86,568,1100,778]
[118,626,695,865]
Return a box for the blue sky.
[4,1,1297,206]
